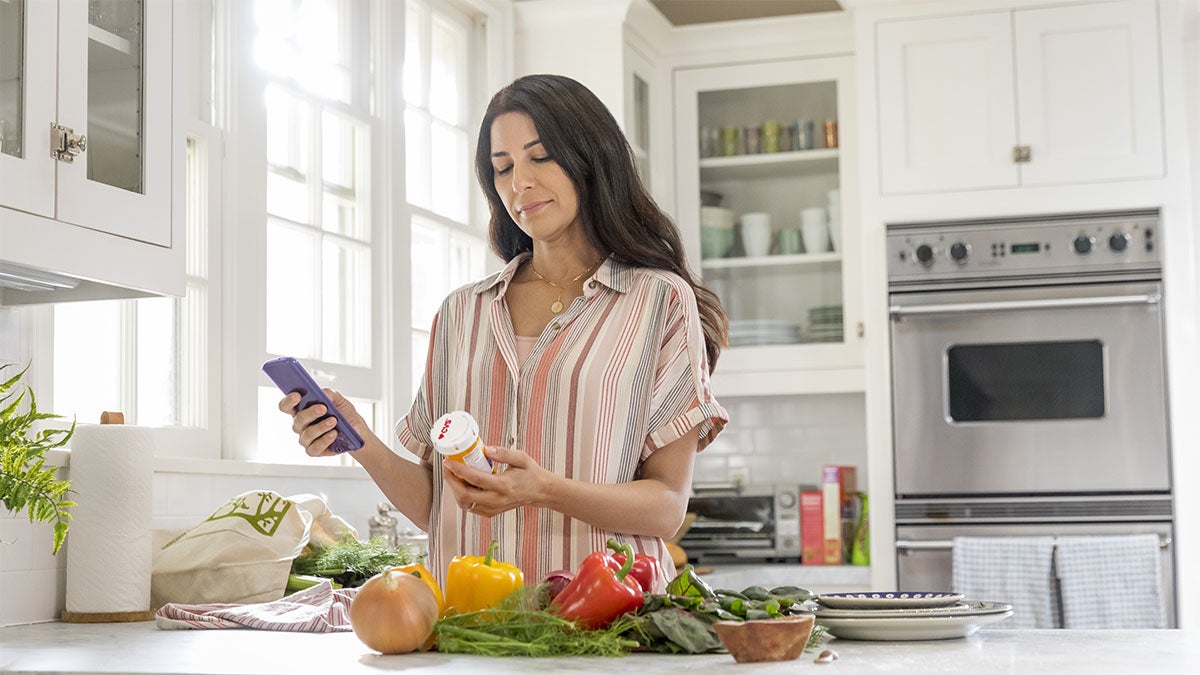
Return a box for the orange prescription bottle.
[430,411,495,473]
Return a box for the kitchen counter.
[1,622,1195,674]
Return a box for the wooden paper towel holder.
[61,411,156,624]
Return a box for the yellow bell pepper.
[396,563,445,617]
[444,540,524,614]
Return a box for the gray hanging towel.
[952,536,1057,629]
[1057,534,1165,629]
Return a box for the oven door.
[889,280,1169,495]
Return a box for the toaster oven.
[678,484,805,564]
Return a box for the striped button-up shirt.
[395,252,728,591]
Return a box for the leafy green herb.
[622,571,821,655]
[665,564,716,598]
[433,585,638,657]
[0,363,76,555]
[290,536,420,587]
[807,623,829,652]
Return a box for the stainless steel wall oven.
[886,210,1175,626]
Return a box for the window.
[50,136,219,456]
[44,2,221,458]
[404,0,487,396]
[252,0,378,462]
[47,0,511,465]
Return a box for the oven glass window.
[947,340,1105,421]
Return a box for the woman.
[281,74,728,591]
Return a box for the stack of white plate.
[806,305,843,342]
[814,592,1013,641]
[728,319,802,347]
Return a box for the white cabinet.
[876,0,1163,195]
[0,0,181,302]
[674,56,864,396]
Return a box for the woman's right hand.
[278,389,367,457]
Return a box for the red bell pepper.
[550,542,644,629]
[607,538,660,593]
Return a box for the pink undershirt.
[514,335,538,364]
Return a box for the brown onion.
[349,567,440,654]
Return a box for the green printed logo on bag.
[206,491,294,537]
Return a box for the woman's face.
[489,112,581,244]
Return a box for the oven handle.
[889,293,1160,318]
[895,536,1172,553]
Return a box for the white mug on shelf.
[800,207,830,254]
[740,212,772,258]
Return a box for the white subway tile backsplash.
[29,518,66,572]
[0,517,33,572]
[1,568,65,626]
[702,393,868,490]
[164,474,219,516]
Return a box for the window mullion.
[308,95,324,360]
[120,300,138,422]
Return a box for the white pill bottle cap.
[430,411,480,454]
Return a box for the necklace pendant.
[550,300,564,314]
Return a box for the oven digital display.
[1011,243,1041,254]
[947,340,1105,422]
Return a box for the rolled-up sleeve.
[644,283,728,457]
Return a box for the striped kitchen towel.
[1057,534,1166,629]
[155,580,358,631]
[952,536,1057,629]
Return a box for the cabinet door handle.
[1011,145,1031,163]
[51,123,87,164]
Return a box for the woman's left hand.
[441,446,553,517]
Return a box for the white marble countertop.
[1,622,1196,674]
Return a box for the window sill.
[44,448,371,480]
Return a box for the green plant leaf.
[0,362,75,555]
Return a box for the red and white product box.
[822,465,858,564]
[800,491,825,565]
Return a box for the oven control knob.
[915,244,935,266]
[948,242,970,264]
[1109,232,1131,252]
[778,492,797,509]
[1072,234,1095,255]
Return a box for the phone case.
[262,356,365,453]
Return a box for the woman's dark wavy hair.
[474,74,728,371]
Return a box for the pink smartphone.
[262,356,364,453]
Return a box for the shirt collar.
[472,252,635,296]
[472,252,530,296]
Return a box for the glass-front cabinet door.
[55,0,171,246]
[674,56,862,395]
[0,0,56,217]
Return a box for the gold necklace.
[529,258,602,314]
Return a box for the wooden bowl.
[713,614,816,663]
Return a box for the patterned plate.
[816,592,965,610]
[814,600,1012,619]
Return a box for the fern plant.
[0,363,76,554]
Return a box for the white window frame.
[29,0,224,460]
[226,0,513,463]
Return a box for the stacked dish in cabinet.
[687,77,846,352]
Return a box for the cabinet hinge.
[1012,145,1032,163]
[51,123,87,164]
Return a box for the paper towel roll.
[64,425,154,618]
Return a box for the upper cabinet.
[0,0,182,303]
[674,56,864,395]
[876,0,1163,195]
